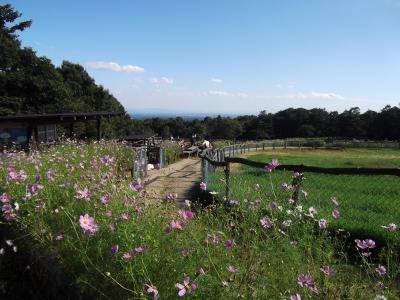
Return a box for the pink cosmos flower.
[55,233,65,241]
[165,192,178,200]
[165,220,186,233]
[175,276,197,297]
[100,194,112,204]
[76,188,92,201]
[225,239,234,248]
[7,167,27,183]
[130,179,143,192]
[79,214,99,236]
[122,246,148,260]
[227,265,237,273]
[260,216,273,228]
[171,220,186,230]
[318,219,328,229]
[291,294,301,300]
[264,159,279,172]
[1,194,16,221]
[100,155,115,166]
[122,251,134,260]
[229,199,240,205]
[375,265,386,276]
[200,182,207,191]
[332,209,340,219]
[46,168,55,181]
[145,283,159,299]
[320,265,335,276]
[355,239,376,249]
[297,274,314,288]
[26,183,44,196]
[179,210,194,220]
[110,245,119,255]
[382,223,397,232]
[281,183,292,190]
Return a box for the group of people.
[172,133,213,153]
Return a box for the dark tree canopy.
[0,4,131,138]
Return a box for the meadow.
[0,142,399,299]
[208,148,400,245]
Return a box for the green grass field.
[208,148,400,244]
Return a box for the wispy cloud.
[206,90,248,98]
[275,81,297,89]
[210,77,223,84]
[86,61,145,73]
[286,91,345,100]
[150,77,174,86]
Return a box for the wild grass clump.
[0,141,399,299]
[162,142,183,165]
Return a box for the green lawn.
[208,148,400,244]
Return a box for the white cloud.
[276,81,297,89]
[150,77,174,86]
[210,77,223,84]
[287,91,345,100]
[206,90,248,98]
[86,61,145,73]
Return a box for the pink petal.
[183,276,190,286]
[178,288,186,297]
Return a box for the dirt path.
[143,158,202,206]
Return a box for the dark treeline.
[0,4,132,138]
[132,106,400,141]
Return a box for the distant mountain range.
[128,110,241,120]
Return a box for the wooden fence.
[200,145,400,200]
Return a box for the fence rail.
[200,143,400,200]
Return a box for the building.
[0,111,123,150]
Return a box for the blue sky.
[8,0,400,114]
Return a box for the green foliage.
[0,143,399,298]
[162,141,183,164]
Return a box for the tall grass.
[0,142,398,299]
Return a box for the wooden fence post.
[224,162,230,200]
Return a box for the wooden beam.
[224,157,400,176]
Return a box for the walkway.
[143,158,202,207]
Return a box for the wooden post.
[224,162,230,200]
[96,118,101,141]
[69,122,74,139]
[262,143,265,151]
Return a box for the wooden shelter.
[0,111,123,150]
[123,133,162,147]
